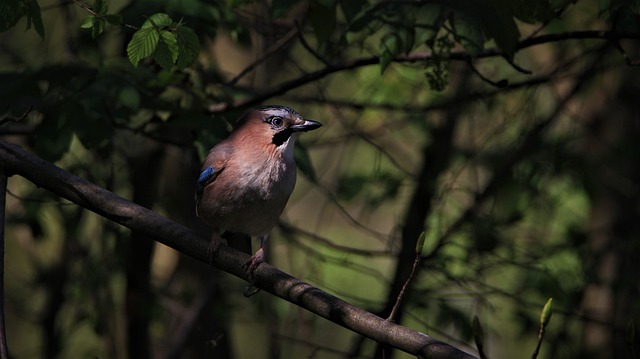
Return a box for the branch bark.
[0,140,477,359]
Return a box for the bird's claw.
[241,248,264,297]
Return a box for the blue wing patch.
[195,166,221,216]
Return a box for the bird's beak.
[291,119,322,132]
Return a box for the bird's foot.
[241,248,264,297]
[206,233,226,268]
[242,247,265,274]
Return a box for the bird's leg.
[207,232,226,267]
[243,235,267,275]
[242,235,268,297]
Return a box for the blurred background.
[1,0,639,358]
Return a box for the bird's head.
[233,105,322,150]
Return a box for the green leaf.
[80,16,96,29]
[154,33,175,70]
[414,4,444,46]
[175,26,200,68]
[453,12,484,57]
[379,32,401,73]
[540,298,553,327]
[93,0,108,15]
[117,86,140,110]
[160,30,179,61]
[415,231,426,254]
[483,0,521,58]
[25,0,44,39]
[91,17,105,39]
[142,13,173,29]
[127,27,160,67]
[0,0,23,32]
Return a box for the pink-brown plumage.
[195,105,321,274]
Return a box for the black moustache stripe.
[272,128,294,146]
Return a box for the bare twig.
[225,26,299,87]
[0,107,32,127]
[386,251,421,323]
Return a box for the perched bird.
[195,105,322,274]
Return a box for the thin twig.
[295,21,333,67]
[0,107,32,127]
[225,26,299,87]
[386,252,421,322]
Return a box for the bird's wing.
[195,144,230,217]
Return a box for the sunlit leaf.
[127,27,159,67]
[142,13,173,29]
[80,16,96,29]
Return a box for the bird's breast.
[197,151,297,236]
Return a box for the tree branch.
[207,30,640,114]
[0,140,476,359]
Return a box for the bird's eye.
[270,116,284,128]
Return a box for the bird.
[195,105,322,276]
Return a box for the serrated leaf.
[127,27,160,67]
[154,35,174,70]
[80,16,96,29]
[91,17,105,38]
[142,13,173,29]
[175,26,200,68]
[160,30,179,61]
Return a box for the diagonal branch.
[0,140,476,359]
[208,30,640,114]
